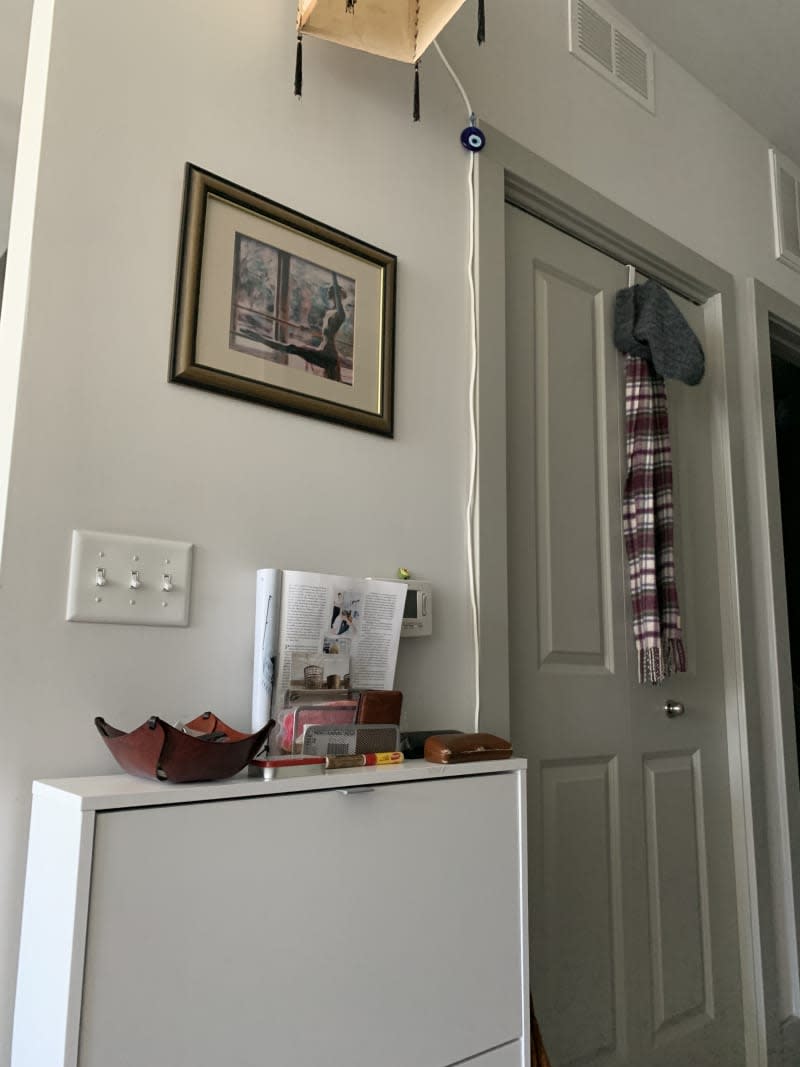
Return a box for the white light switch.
[66,530,193,626]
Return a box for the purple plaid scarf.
[622,353,687,685]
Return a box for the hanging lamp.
[294,0,485,119]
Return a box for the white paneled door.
[506,207,745,1066]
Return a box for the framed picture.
[170,164,396,436]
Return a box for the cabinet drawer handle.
[337,787,375,796]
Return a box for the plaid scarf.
[622,353,686,685]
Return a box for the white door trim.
[474,124,765,1066]
[743,280,800,1041]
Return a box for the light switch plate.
[66,530,193,626]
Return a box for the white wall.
[0,0,32,251]
[449,2,800,296]
[0,87,21,251]
[2,0,800,1062]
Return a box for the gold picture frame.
[170,164,396,436]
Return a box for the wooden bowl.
[95,712,272,783]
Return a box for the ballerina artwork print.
[230,235,356,386]
[170,164,396,435]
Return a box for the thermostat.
[401,580,432,638]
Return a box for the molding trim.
[490,124,729,305]
[505,173,712,306]
[770,313,800,365]
[745,278,800,1025]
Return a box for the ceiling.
[1,0,800,188]
[610,0,800,164]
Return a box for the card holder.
[423,732,512,764]
[356,690,403,725]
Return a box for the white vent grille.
[770,149,800,272]
[576,2,613,71]
[569,0,655,113]
[614,30,648,99]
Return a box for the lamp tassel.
[413,61,420,122]
[477,0,485,44]
[294,34,303,97]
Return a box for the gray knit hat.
[614,279,705,386]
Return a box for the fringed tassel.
[664,638,687,676]
[638,646,663,686]
[413,61,420,122]
[345,0,356,11]
[294,34,303,98]
[477,0,485,44]
[638,639,687,685]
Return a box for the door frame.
[743,280,800,1050]
[473,124,764,1066]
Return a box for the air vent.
[614,30,648,99]
[569,0,655,113]
[770,149,800,272]
[576,2,613,71]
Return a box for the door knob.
[664,700,685,718]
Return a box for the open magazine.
[251,570,407,731]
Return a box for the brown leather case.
[423,732,512,764]
[356,690,403,725]
[95,712,272,783]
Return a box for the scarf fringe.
[638,639,686,685]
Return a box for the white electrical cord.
[433,39,472,115]
[432,40,481,733]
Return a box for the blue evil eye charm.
[460,125,486,152]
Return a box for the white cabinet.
[11,761,529,1067]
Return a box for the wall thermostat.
[401,580,432,638]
